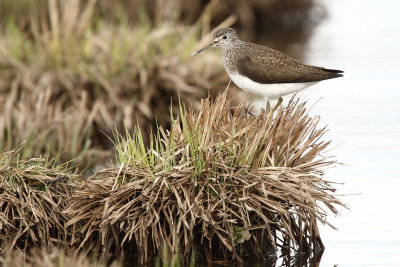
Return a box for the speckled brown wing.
[236,47,343,84]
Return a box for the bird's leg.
[245,102,254,117]
[264,97,270,113]
[271,97,283,113]
[267,97,283,125]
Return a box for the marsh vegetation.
[0,0,344,265]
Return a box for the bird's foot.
[245,102,255,117]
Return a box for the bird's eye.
[222,35,227,39]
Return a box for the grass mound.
[0,144,77,254]
[65,92,345,264]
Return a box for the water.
[292,0,400,265]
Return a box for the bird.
[192,27,343,110]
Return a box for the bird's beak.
[192,41,216,56]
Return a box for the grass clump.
[65,92,345,264]
[0,144,77,254]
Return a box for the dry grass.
[0,144,77,255]
[0,0,230,167]
[0,0,325,168]
[1,0,324,50]
[0,1,343,265]
[65,92,345,264]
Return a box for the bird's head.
[192,28,238,56]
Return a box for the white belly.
[228,73,318,99]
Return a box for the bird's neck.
[221,41,243,75]
[222,50,237,75]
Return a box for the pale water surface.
[296,0,400,266]
[249,1,399,265]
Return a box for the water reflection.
[215,250,323,267]
[276,250,323,267]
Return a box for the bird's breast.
[222,52,237,75]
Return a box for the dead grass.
[0,0,230,167]
[65,92,345,264]
[0,143,77,255]
[0,1,342,264]
[0,0,325,168]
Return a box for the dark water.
[295,0,400,265]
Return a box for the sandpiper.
[192,28,343,107]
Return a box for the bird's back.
[228,41,343,85]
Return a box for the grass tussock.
[65,92,345,264]
[0,144,77,254]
